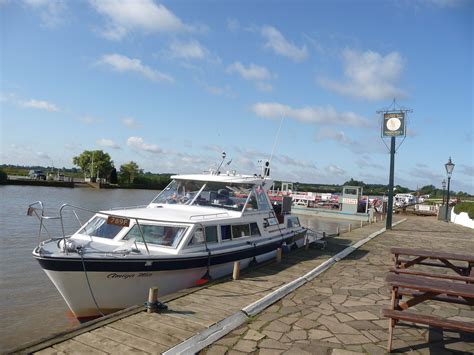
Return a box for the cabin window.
[188,225,218,246]
[287,217,300,228]
[205,226,218,243]
[221,225,232,241]
[244,192,259,211]
[254,185,272,211]
[250,222,261,236]
[232,224,250,238]
[190,227,205,245]
[124,224,186,248]
[79,216,123,239]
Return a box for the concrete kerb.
[164,218,407,355]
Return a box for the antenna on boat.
[264,116,284,178]
[215,151,226,175]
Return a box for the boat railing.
[189,212,229,220]
[28,201,198,255]
[110,204,148,210]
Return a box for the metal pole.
[442,187,446,206]
[386,136,396,230]
[445,176,451,222]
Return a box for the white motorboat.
[30,169,308,321]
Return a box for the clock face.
[386,117,401,131]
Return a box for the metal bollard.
[147,287,158,313]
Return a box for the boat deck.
[14,219,395,354]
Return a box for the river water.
[0,185,352,352]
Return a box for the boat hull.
[37,231,306,320]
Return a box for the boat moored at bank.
[30,169,309,321]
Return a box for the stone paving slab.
[201,216,474,354]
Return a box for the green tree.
[120,161,142,184]
[343,178,365,187]
[72,150,114,180]
[419,184,435,195]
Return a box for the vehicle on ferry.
[30,162,308,321]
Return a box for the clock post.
[377,101,412,230]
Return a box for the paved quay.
[202,216,474,355]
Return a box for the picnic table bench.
[383,248,474,352]
[391,247,474,278]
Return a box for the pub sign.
[382,112,405,137]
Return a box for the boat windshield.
[78,216,124,239]
[152,179,271,212]
[152,179,205,205]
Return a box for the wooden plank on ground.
[122,313,196,340]
[51,339,107,354]
[160,310,215,328]
[165,302,228,323]
[107,319,180,347]
[34,348,67,355]
[180,299,235,316]
[210,281,268,297]
[92,325,168,354]
[186,293,248,311]
[74,332,145,354]
[145,313,205,333]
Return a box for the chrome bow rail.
[27,201,191,255]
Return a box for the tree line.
[72,150,171,189]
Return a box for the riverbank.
[204,216,474,354]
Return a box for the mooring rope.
[79,248,105,317]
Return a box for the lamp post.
[444,157,455,222]
[441,179,446,206]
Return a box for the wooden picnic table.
[384,248,474,352]
[391,247,474,278]
[383,273,474,352]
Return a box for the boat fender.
[281,243,291,254]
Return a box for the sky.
[1,0,473,193]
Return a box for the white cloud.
[319,49,405,101]
[127,136,161,153]
[227,62,273,92]
[261,26,308,62]
[204,84,236,98]
[166,39,207,60]
[227,18,240,32]
[20,99,59,112]
[89,0,191,40]
[121,117,141,129]
[36,151,51,160]
[78,115,102,125]
[227,62,271,81]
[97,138,120,149]
[252,102,370,127]
[23,0,67,28]
[98,54,174,83]
[255,82,273,92]
[327,164,346,176]
[274,154,317,170]
[459,164,474,176]
[64,143,81,150]
[315,127,355,144]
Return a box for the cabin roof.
[101,204,241,224]
[171,173,272,185]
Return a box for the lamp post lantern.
[444,157,455,221]
[441,179,446,206]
